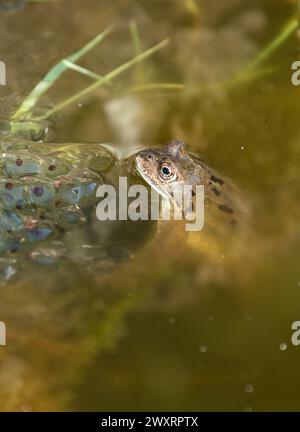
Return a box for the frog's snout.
[135,151,155,180]
[135,153,145,172]
[135,150,152,170]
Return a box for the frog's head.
[135,140,198,200]
[135,140,243,227]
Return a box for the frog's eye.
[162,166,171,175]
[159,162,177,181]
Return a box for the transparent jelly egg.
[3,154,42,178]
[28,183,56,206]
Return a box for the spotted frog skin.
[135,140,241,225]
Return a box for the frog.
[133,139,250,267]
[135,139,243,224]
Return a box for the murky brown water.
[0,0,300,411]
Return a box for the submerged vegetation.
[7,15,298,139]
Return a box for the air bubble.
[242,405,253,412]
[279,342,287,351]
[244,384,254,393]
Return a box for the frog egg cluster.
[0,140,114,260]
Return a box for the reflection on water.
[0,0,300,411]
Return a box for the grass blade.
[245,17,298,72]
[12,27,112,120]
[62,60,104,81]
[35,38,170,120]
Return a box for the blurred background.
[0,0,300,412]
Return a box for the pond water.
[0,0,300,411]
